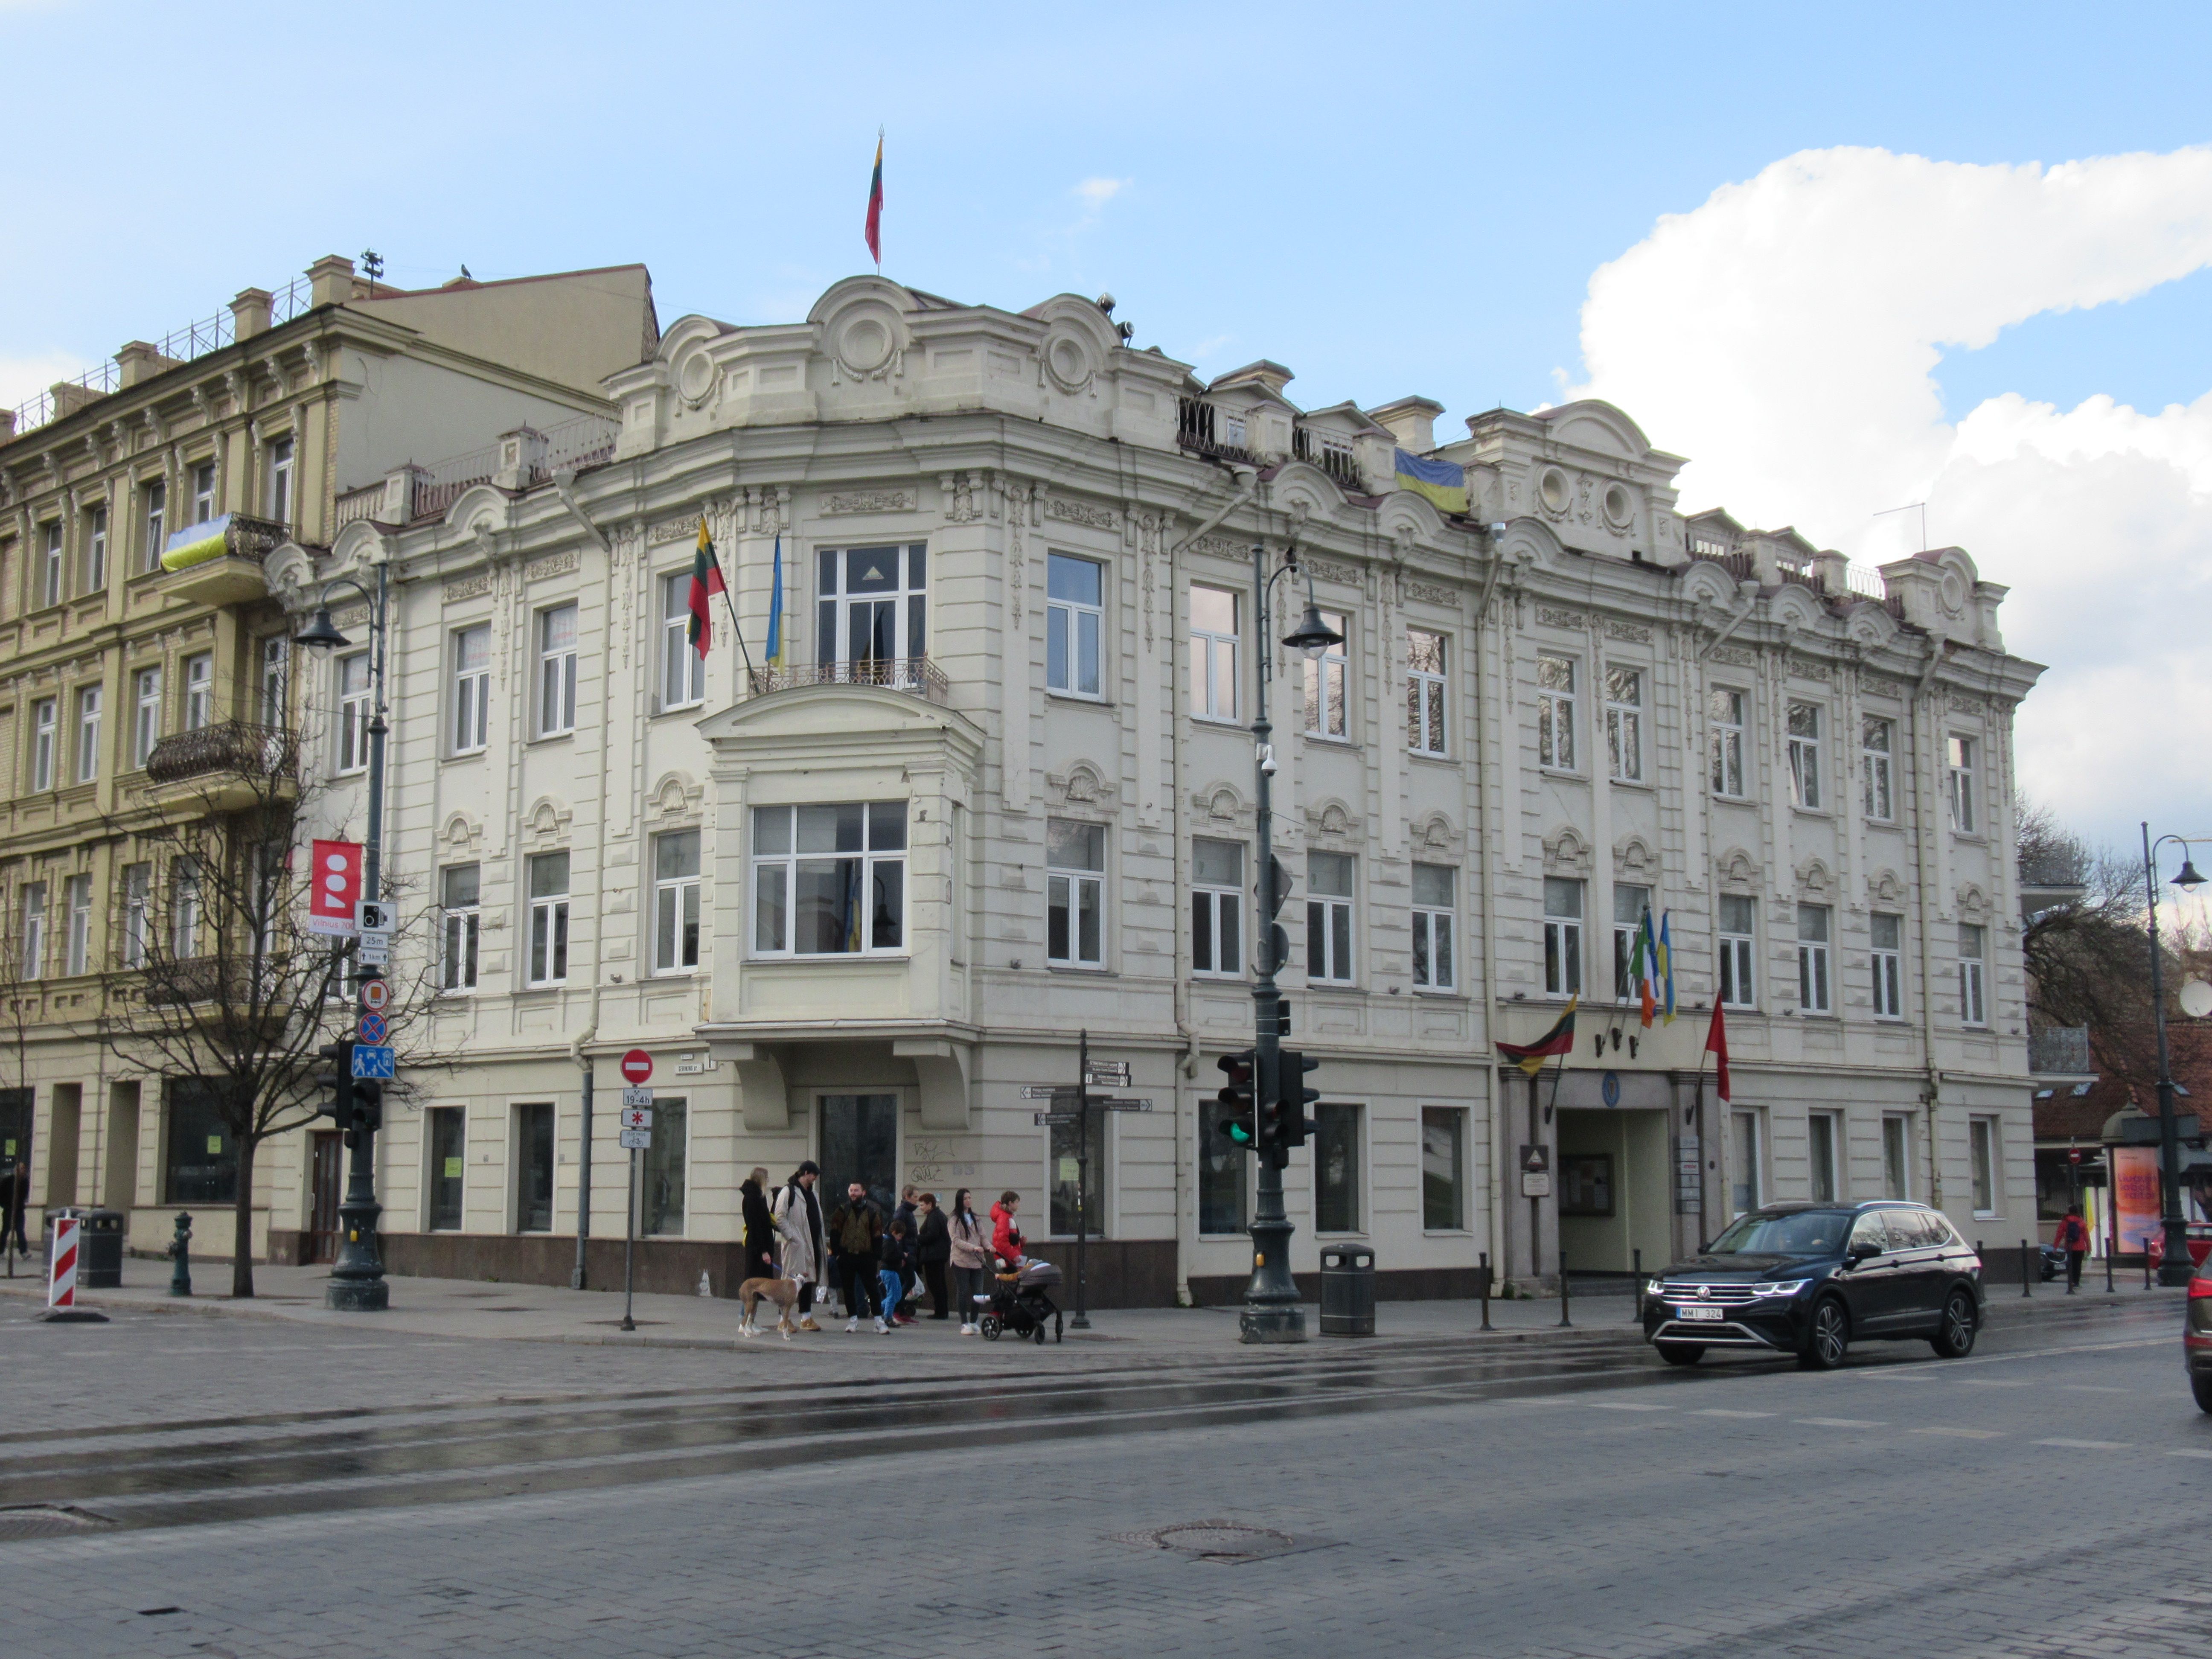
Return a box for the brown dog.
[738,1275,801,1339]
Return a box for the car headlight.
[1751,1280,1809,1298]
[1644,1279,1665,1297]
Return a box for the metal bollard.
[1558,1251,1573,1328]
[168,1211,193,1298]
[1631,1249,1643,1323]
[2021,1240,2032,1298]
[1478,1252,1494,1332]
[2106,1242,2114,1294]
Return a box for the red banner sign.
[308,840,364,937]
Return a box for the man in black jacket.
[914,1191,953,1319]
[828,1182,885,1333]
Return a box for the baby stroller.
[977,1258,1063,1344]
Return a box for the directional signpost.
[615,1051,652,1332]
[1016,1031,1150,1330]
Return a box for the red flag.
[1705,998,1732,1103]
[687,519,726,656]
[864,131,884,267]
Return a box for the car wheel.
[1656,1343,1705,1366]
[1797,1298,1850,1370]
[2193,1373,2212,1415]
[1930,1289,1977,1359]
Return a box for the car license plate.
[1678,1306,1725,1321]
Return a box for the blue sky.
[6,1,2209,866]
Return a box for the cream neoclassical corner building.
[272,275,2041,1304]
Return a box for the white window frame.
[1861,716,1895,821]
[527,852,570,987]
[1808,1111,1841,1204]
[62,872,90,977]
[259,636,288,730]
[817,542,928,671]
[1947,734,1977,832]
[191,461,216,524]
[122,862,151,969]
[1882,1114,1913,1200]
[85,504,108,593]
[1189,584,1240,723]
[1406,626,1447,757]
[1612,882,1651,1002]
[1731,1108,1762,1217]
[170,858,201,960]
[132,667,162,768]
[451,626,490,754]
[335,653,370,774]
[183,652,213,732]
[1717,894,1758,1010]
[1046,552,1105,699]
[652,830,702,975]
[30,698,56,791]
[1536,653,1577,771]
[1796,903,1831,1013]
[748,803,909,958]
[660,573,706,711]
[441,863,480,992]
[266,436,294,526]
[1543,877,1583,998]
[1190,838,1244,978]
[1787,701,1823,810]
[1709,687,1746,798]
[40,521,63,608]
[1969,1114,1999,1217]
[141,480,166,574]
[1870,912,1904,1020]
[1303,610,1348,739]
[1959,923,1987,1027]
[1604,664,1643,783]
[1411,862,1455,992]
[1420,1106,1468,1232]
[1306,851,1356,985]
[1046,818,1106,969]
[74,685,100,783]
[19,881,48,979]
[538,604,579,736]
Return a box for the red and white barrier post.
[47,1214,79,1310]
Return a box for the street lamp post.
[2141,824,2205,1288]
[297,564,392,1312]
[1239,543,1342,1344]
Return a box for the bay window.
[751,802,908,956]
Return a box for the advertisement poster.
[2111,1146,2162,1252]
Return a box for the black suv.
[1642,1200,1985,1370]
[2186,1249,2212,1413]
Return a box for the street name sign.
[1033,1112,1082,1126]
[1084,1060,1130,1086]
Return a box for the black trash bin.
[1318,1243,1376,1336]
[43,1206,124,1288]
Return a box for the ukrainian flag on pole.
[765,535,785,667]
[1393,449,1469,514]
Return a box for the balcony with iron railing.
[144,722,299,807]
[1292,425,1366,492]
[746,657,949,704]
[1176,397,1262,466]
[2030,1025,2095,1077]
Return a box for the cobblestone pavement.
[3,1295,2203,1658]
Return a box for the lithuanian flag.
[1394,449,1469,514]
[864,130,884,267]
[1498,997,1578,1077]
[687,519,726,655]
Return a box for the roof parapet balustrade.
[746,656,948,705]
[158,513,289,605]
[1176,396,1262,466]
[144,721,299,810]
[1292,424,1365,492]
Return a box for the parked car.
[1643,1201,1985,1370]
[2187,1250,2212,1413]
[2037,1242,2066,1283]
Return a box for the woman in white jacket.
[946,1187,991,1335]
[771,1161,826,1331]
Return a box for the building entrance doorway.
[308,1132,343,1263]
[818,1094,898,1211]
[1556,1107,1674,1277]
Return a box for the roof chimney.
[230,288,274,341]
[307,255,359,309]
[1368,396,1445,454]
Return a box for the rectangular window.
[1191,837,1244,977]
[184,652,213,731]
[335,653,369,771]
[1049,1108,1105,1238]
[41,522,63,607]
[1731,1109,1761,1216]
[259,637,288,730]
[75,686,100,783]
[191,461,216,524]
[1302,610,1348,738]
[1421,1106,1466,1231]
[749,802,908,956]
[1406,627,1447,756]
[1870,912,1903,1019]
[451,626,489,753]
[170,858,201,959]
[1709,687,1746,797]
[427,1107,466,1231]
[1959,922,1987,1026]
[63,873,90,975]
[817,543,928,672]
[1198,1106,1247,1236]
[653,830,701,973]
[1808,1112,1840,1203]
[644,1097,688,1236]
[164,1079,238,1205]
[1411,862,1455,992]
[1047,818,1106,968]
[1717,894,1757,1009]
[133,667,162,767]
[515,1103,554,1232]
[84,505,108,593]
[1536,653,1576,770]
[538,604,578,736]
[1861,717,1895,821]
[1188,584,1240,722]
[1604,665,1643,782]
[1543,877,1583,998]
[1306,850,1355,984]
[527,852,570,987]
[141,481,166,573]
[30,699,56,791]
[1611,883,1651,1002]
[1947,734,1977,832]
[1787,701,1822,809]
[661,572,706,710]
[122,863,151,968]
[1882,1115,1912,1200]
[1046,553,1104,697]
[441,864,480,992]
[1797,903,1831,1013]
[266,437,294,526]
[18,882,47,979]
[1970,1115,1998,1216]
[1314,1102,1362,1233]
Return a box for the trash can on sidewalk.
[43,1206,125,1288]
[1318,1243,1376,1336]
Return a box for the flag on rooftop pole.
[765,535,785,667]
[864,129,884,269]
[1497,997,1578,1078]
[687,518,727,656]
[1393,449,1469,514]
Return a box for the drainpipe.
[1473,526,1511,1286]
[561,469,611,1291]
[1911,638,1950,1210]
[1695,580,1762,661]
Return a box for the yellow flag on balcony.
[161,515,233,573]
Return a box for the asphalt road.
[3,1296,2203,1658]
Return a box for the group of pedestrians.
[738,1161,1027,1335]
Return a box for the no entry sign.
[619,1049,653,1086]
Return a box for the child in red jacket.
[991,1191,1025,1269]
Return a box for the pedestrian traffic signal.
[1215,1049,1257,1149]
[1277,1048,1321,1151]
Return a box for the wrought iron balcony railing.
[145,721,298,787]
[746,657,948,704]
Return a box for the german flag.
[687,519,726,655]
[1497,997,1578,1077]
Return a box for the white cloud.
[0,351,92,418]
[1074,177,1129,209]
[1569,143,2212,849]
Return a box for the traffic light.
[311,1042,356,1130]
[1277,1048,1321,1153]
[1215,1049,1257,1150]
[352,1080,383,1135]
[1259,855,1292,975]
[1254,1045,1286,1163]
